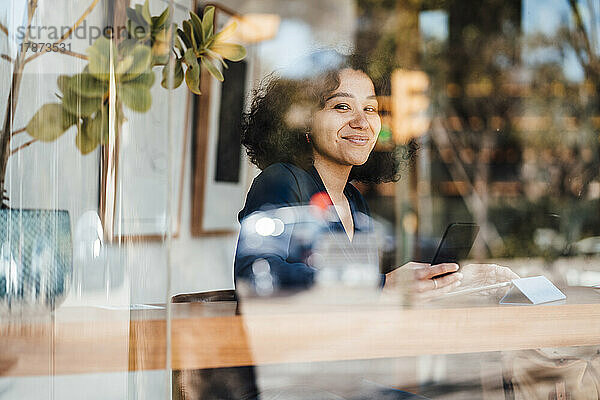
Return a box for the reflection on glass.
[2,0,600,399]
[237,205,382,298]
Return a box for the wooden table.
[2,287,600,377]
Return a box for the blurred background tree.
[354,0,600,262]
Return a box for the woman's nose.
[349,110,369,130]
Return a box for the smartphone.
[430,223,479,278]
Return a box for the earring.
[305,133,311,143]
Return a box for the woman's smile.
[341,134,370,146]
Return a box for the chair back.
[171,289,259,400]
[172,289,237,303]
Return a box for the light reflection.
[272,218,285,236]
[255,217,276,236]
[254,216,287,237]
[237,205,381,296]
[93,239,101,258]
[252,258,274,296]
[74,211,104,263]
[2,242,18,305]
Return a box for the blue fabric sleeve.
[234,164,316,290]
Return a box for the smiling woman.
[309,68,382,240]
[235,50,517,301]
[234,51,412,290]
[241,52,404,184]
[233,52,438,399]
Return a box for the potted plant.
[0,0,245,314]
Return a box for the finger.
[385,262,431,287]
[416,263,459,280]
[495,265,520,280]
[434,272,463,289]
[406,262,430,272]
[415,272,463,293]
[416,280,462,302]
[426,263,460,279]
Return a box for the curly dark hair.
[241,52,417,183]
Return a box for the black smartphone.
[430,223,479,278]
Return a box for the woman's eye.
[333,103,351,110]
[365,106,378,113]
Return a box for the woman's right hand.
[384,262,463,302]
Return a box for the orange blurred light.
[391,69,431,143]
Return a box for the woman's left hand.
[458,263,520,295]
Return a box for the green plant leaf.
[212,21,237,45]
[57,75,70,95]
[141,0,152,25]
[183,48,201,93]
[128,19,150,40]
[62,90,103,117]
[63,107,79,129]
[210,42,246,62]
[183,20,197,51]
[201,57,223,81]
[118,83,152,112]
[88,104,109,146]
[205,48,228,69]
[118,38,138,54]
[161,59,184,89]
[115,55,134,76]
[154,7,170,29]
[86,37,115,81]
[126,20,134,38]
[76,117,101,154]
[129,70,156,88]
[126,7,142,25]
[26,103,75,142]
[134,5,145,22]
[189,11,204,44]
[67,73,109,98]
[120,45,152,81]
[183,47,198,67]
[151,28,171,65]
[152,52,170,66]
[185,63,201,94]
[201,6,215,42]
[177,28,192,50]
[174,35,184,53]
[151,16,160,32]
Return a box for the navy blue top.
[234,162,380,290]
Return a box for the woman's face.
[310,68,381,167]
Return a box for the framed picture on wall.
[190,4,252,236]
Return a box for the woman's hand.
[384,262,463,302]
[459,264,519,296]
